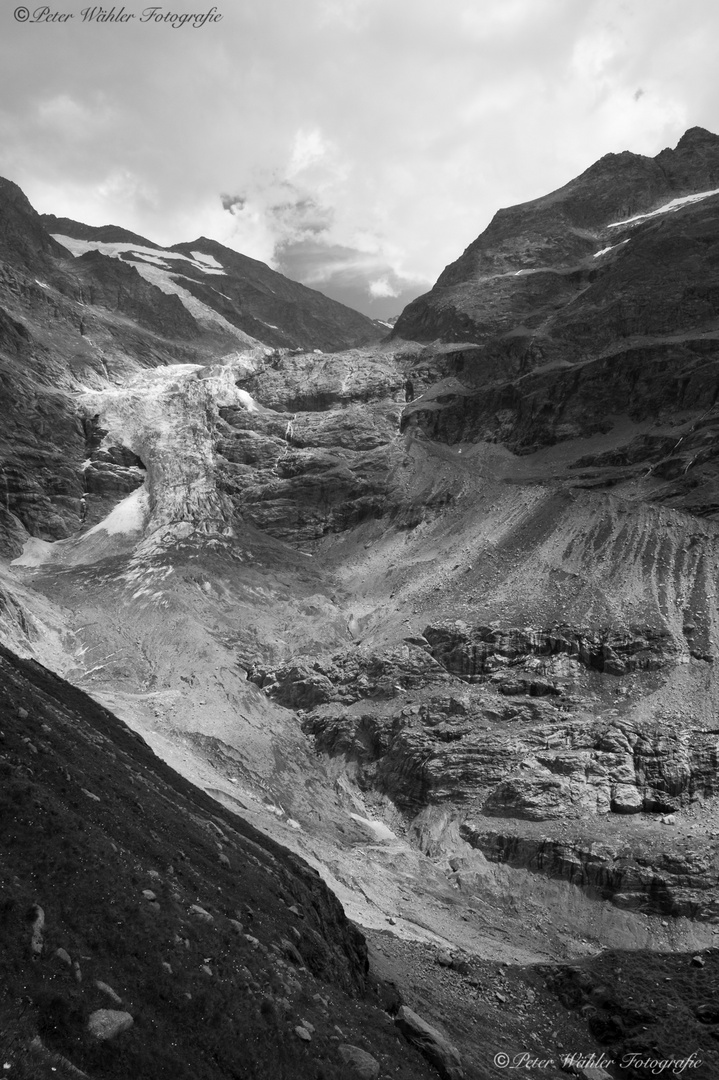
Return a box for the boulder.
[395,1005,463,1080]
[610,784,643,814]
[87,1009,134,1041]
[338,1044,380,1080]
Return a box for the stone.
[29,904,44,958]
[294,1026,312,1041]
[189,904,214,922]
[55,947,72,966]
[27,1036,90,1078]
[395,1005,463,1080]
[87,1009,134,1041]
[95,981,122,1005]
[338,1044,381,1080]
[610,784,643,814]
[695,1003,719,1023]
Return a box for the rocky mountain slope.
[4,129,719,1077]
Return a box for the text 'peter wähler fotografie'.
[13,6,223,26]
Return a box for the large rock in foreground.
[395,1005,463,1080]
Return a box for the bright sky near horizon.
[1,0,717,318]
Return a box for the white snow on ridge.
[607,187,719,229]
[51,235,226,275]
[191,250,223,269]
[593,239,630,258]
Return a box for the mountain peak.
[674,125,719,150]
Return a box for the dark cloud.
[275,237,427,318]
[268,192,334,237]
[221,194,246,212]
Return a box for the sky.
[1,0,718,319]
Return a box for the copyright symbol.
[494,1053,510,1068]
[14,6,30,20]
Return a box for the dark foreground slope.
[0,642,438,1080]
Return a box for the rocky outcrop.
[252,646,448,708]
[214,348,412,539]
[424,623,673,681]
[460,826,719,920]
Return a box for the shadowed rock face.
[424,623,673,679]
[393,128,719,345]
[392,129,719,515]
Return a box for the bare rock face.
[253,646,448,708]
[423,623,673,681]
[215,348,409,540]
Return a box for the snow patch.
[593,239,630,258]
[237,388,258,412]
[85,486,148,537]
[11,537,56,568]
[607,187,719,229]
[51,235,226,275]
[350,814,398,842]
[191,250,224,270]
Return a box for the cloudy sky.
[1,0,717,318]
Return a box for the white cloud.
[0,0,717,315]
[368,277,400,299]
